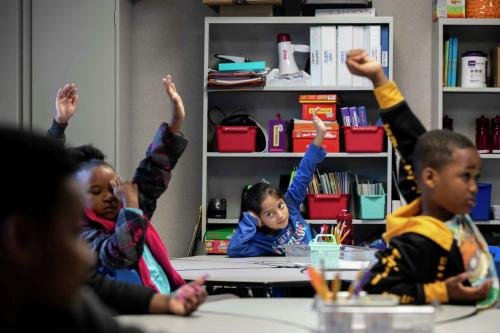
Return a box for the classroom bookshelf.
[432,18,500,225]
[202,16,394,244]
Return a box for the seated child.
[227,114,327,257]
[0,126,146,332]
[49,75,188,293]
[346,49,499,307]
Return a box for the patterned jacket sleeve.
[80,208,148,270]
[364,233,449,304]
[133,122,188,220]
[47,119,67,144]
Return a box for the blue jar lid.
[461,51,487,58]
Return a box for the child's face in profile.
[259,195,290,230]
[428,147,481,216]
[76,165,120,220]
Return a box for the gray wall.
[374,0,433,129]
[130,0,212,257]
[0,0,22,126]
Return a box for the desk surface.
[171,256,361,285]
[118,298,495,333]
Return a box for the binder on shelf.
[362,26,372,87]
[443,39,449,87]
[381,25,389,79]
[337,25,353,86]
[310,26,322,86]
[446,38,453,86]
[321,26,337,86]
[367,25,381,68]
[352,26,365,87]
[451,38,458,87]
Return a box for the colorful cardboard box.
[299,94,337,121]
[433,0,465,21]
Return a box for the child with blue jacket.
[228,114,327,257]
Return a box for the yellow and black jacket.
[363,81,466,304]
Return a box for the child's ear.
[421,167,438,189]
[1,215,41,266]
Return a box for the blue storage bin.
[471,183,492,221]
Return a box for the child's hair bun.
[68,144,106,165]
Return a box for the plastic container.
[471,183,492,221]
[307,194,349,219]
[315,293,435,333]
[476,116,490,153]
[491,116,500,153]
[215,126,257,152]
[356,186,386,220]
[343,126,384,153]
[310,234,341,269]
[292,130,340,153]
[466,0,500,18]
[461,51,487,88]
[284,244,378,267]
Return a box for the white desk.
[171,256,361,288]
[118,298,495,333]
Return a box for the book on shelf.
[310,26,322,86]
[337,25,353,86]
[321,25,337,86]
[207,69,267,88]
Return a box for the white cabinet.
[202,17,394,242]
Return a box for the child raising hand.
[228,112,327,257]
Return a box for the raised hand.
[110,178,139,209]
[162,74,185,134]
[345,49,387,87]
[55,83,79,125]
[312,108,327,147]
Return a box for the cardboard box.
[293,119,339,132]
[433,0,465,21]
[268,119,287,152]
[292,130,340,153]
[492,47,500,87]
[205,240,230,255]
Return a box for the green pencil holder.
[310,234,341,269]
[355,185,386,220]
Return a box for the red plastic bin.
[292,130,340,153]
[343,126,384,153]
[215,126,257,152]
[307,194,350,219]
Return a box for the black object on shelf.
[275,0,372,16]
[208,198,227,219]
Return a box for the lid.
[336,209,353,221]
[277,33,291,43]
[461,51,487,58]
[477,115,490,128]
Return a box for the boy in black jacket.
[346,50,499,307]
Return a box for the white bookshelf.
[432,18,500,220]
[202,16,394,240]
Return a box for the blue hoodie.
[227,144,327,257]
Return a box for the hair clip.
[260,178,270,184]
[246,184,253,190]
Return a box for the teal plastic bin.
[310,234,341,269]
[356,184,386,220]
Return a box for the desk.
[118,298,494,333]
[171,256,360,293]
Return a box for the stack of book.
[307,171,351,195]
[443,37,458,87]
[207,70,266,88]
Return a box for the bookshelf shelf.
[208,86,376,93]
[207,218,386,225]
[207,152,388,158]
[443,87,500,94]
[480,154,500,159]
[203,16,394,244]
